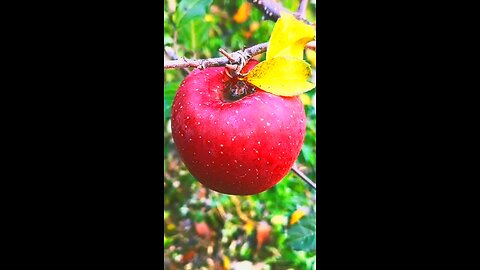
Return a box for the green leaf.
[239,242,251,258]
[301,143,316,167]
[286,213,316,251]
[178,18,210,52]
[164,234,172,248]
[164,81,181,120]
[175,0,212,29]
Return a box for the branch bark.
[291,166,316,190]
[164,46,190,75]
[246,0,313,25]
[247,0,288,21]
[164,42,269,70]
[296,0,309,19]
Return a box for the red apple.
[171,60,306,195]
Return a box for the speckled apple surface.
[171,60,306,195]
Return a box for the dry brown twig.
[164,42,269,70]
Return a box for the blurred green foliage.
[164,0,316,269]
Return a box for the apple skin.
[171,60,306,195]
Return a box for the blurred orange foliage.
[233,2,251,23]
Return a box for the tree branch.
[296,0,308,19]
[247,0,288,21]
[247,0,312,25]
[164,42,269,70]
[164,46,190,75]
[291,166,316,190]
[164,1,316,70]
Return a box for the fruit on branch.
[171,60,306,195]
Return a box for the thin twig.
[291,166,316,190]
[164,42,269,70]
[164,46,190,75]
[218,48,236,62]
[164,46,178,60]
[296,0,309,19]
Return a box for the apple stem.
[220,48,251,77]
[291,166,316,190]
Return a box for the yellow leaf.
[223,256,231,270]
[243,220,255,235]
[306,49,316,67]
[204,14,214,23]
[299,93,311,105]
[167,223,176,231]
[246,57,315,96]
[266,12,316,60]
[289,209,306,225]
